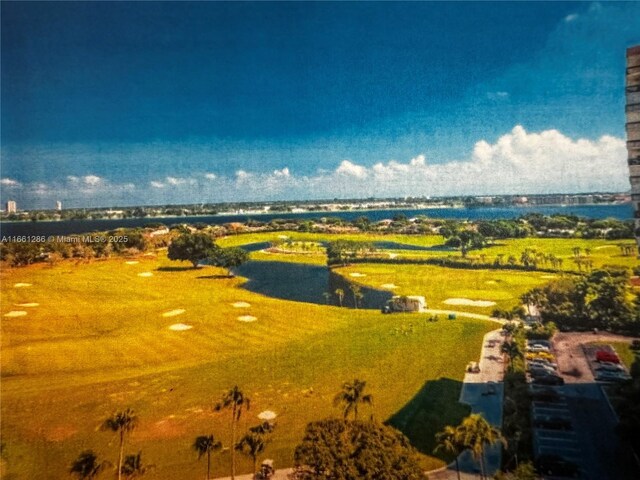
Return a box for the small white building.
[384,295,427,313]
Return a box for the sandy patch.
[238,315,257,322]
[162,309,185,317]
[15,303,39,307]
[4,311,27,317]
[541,275,557,279]
[138,272,153,277]
[381,283,398,289]
[349,272,366,277]
[168,323,192,331]
[258,410,277,421]
[485,281,497,285]
[125,260,139,265]
[232,301,251,308]
[443,298,496,307]
[13,283,32,288]
[278,235,289,239]
[388,253,398,259]
[142,252,157,257]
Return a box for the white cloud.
[564,13,579,22]
[204,173,217,180]
[150,181,165,188]
[166,176,184,186]
[272,167,290,177]
[0,178,20,187]
[336,160,367,178]
[83,175,102,186]
[66,175,80,184]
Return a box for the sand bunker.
[16,303,39,307]
[278,235,289,239]
[13,283,32,288]
[238,315,257,322]
[349,273,366,277]
[162,309,185,317]
[232,302,251,308]
[168,323,192,331]
[444,298,496,307]
[485,280,497,285]
[258,410,277,421]
[125,261,139,265]
[541,275,557,279]
[137,272,153,277]
[4,311,27,317]
[388,253,398,259]
[381,283,398,289]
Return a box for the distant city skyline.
[2,1,640,208]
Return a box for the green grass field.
[335,263,551,313]
[1,252,493,479]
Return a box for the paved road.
[429,329,505,480]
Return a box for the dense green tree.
[292,419,423,480]
[193,435,222,480]
[333,379,373,421]
[168,233,219,268]
[120,451,150,479]
[211,247,249,276]
[501,341,523,372]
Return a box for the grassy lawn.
[334,263,551,314]
[1,253,493,478]
[220,232,637,272]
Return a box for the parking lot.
[525,333,640,479]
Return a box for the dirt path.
[425,309,506,324]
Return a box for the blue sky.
[1,1,639,208]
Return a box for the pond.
[234,261,393,309]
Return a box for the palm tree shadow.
[196,274,234,279]
[386,377,470,460]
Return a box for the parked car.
[595,370,631,383]
[529,366,556,378]
[535,454,580,478]
[529,359,558,369]
[526,351,555,362]
[595,350,620,363]
[533,374,564,386]
[528,361,557,372]
[466,361,480,373]
[595,362,625,373]
[527,345,551,353]
[533,415,573,431]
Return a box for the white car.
[527,345,551,353]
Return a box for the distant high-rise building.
[6,200,17,213]
[626,45,640,254]
[56,200,62,211]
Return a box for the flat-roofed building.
[627,45,640,254]
[6,200,17,213]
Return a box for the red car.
[596,350,620,363]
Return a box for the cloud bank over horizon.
[0,126,630,209]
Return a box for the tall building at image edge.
[627,45,640,254]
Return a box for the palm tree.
[322,292,331,304]
[334,288,345,307]
[120,451,150,479]
[457,414,506,480]
[434,425,465,480]
[70,450,108,479]
[501,341,523,372]
[101,408,138,480]
[333,379,373,421]
[236,431,267,479]
[215,386,250,480]
[349,284,363,309]
[193,435,222,480]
